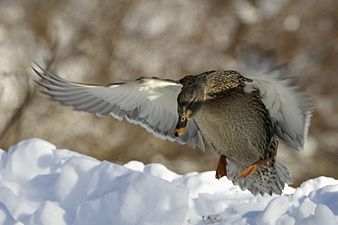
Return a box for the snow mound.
[0,139,337,225]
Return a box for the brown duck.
[33,63,311,195]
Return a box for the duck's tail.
[228,158,293,196]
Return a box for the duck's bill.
[174,127,186,137]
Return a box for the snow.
[0,139,337,225]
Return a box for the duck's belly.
[194,93,269,164]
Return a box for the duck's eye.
[181,116,186,122]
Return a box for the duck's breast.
[194,92,272,165]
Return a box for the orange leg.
[235,158,270,179]
[215,155,227,179]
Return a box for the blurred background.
[0,0,337,186]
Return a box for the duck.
[33,58,311,195]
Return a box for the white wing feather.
[33,66,205,151]
[237,45,312,150]
[244,71,311,150]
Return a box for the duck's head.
[174,104,192,137]
[174,84,203,137]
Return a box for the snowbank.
[0,139,337,225]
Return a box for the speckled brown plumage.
[176,70,290,195]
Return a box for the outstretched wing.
[246,74,311,150]
[33,65,205,151]
[238,46,312,150]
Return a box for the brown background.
[0,0,337,186]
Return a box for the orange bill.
[175,127,186,137]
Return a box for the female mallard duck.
[33,62,311,195]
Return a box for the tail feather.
[228,159,292,196]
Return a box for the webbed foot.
[234,158,270,179]
[215,155,227,179]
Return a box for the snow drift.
[0,139,337,225]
